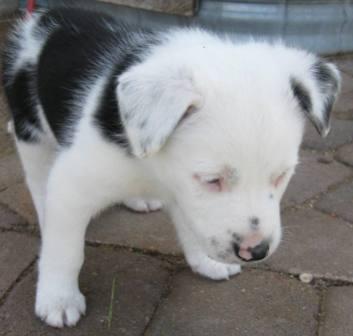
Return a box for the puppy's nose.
[233,240,269,262]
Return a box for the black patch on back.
[290,77,312,114]
[3,65,42,142]
[93,54,139,148]
[34,7,158,147]
[36,8,121,146]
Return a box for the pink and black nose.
[233,234,270,262]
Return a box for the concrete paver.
[335,143,353,167]
[302,118,353,151]
[282,151,352,208]
[315,181,353,224]
[334,92,353,116]
[0,91,14,159]
[340,71,353,94]
[0,246,170,336]
[0,182,36,225]
[145,269,319,336]
[0,153,23,192]
[267,209,353,281]
[0,231,37,298]
[0,203,26,229]
[329,55,353,76]
[88,206,181,255]
[319,287,353,336]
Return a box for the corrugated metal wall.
[17,0,353,55]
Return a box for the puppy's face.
[118,40,340,264]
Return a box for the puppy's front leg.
[172,210,241,281]
[35,157,109,328]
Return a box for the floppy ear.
[117,63,202,158]
[290,60,341,137]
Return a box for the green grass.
[107,276,117,329]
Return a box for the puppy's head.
[117,34,340,264]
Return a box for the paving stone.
[302,118,353,151]
[145,269,319,336]
[282,151,352,208]
[329,55,353,76]
[315,181,353,224]
[0,91,15,159]
[0,182,36,225]
[88,206,181,255]
[333,91,353,115]
[335,143,353,166]
[319,287,353,336]
[0,203,26,229]
[267,209,353,281]
[0,231,38,298]
[0,246,170,336]
[340,71,353,94]
[0,153,24,191]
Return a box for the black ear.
[291,60,341,137]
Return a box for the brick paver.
[88,206,181,255]
[315,181,353,224]
[0,182,36,225]
[0,154,23,192]
[282,151,352,208]
[0,231,37,297]
[302,118,353,151]
[267,209,353,281]
[0,246,170,336]
[336,143,353,166]
[145,269,319,336]
[319,287,353,336]
[0,203,26,229]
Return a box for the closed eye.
[194,174,223,192]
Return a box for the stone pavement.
[0,22,353,336]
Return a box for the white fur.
[11,23,340,328]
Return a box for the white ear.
[117,62,202,158]
[291,60,341,137]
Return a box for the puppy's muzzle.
[233,238,270,262]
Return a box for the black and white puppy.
[2,7,340,328]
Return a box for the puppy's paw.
[189,255,241,280]
[35,286,86,328]
[123,198,163,213]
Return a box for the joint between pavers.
[315,287,328,336]
[254,264,353,286]
[283,174,353,213]
[313,206,353,228]
[142,267,184,336]
[85,240,184,267]
[0,257,37,308]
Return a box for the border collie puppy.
[2,7,340,327]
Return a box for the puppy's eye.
[272,171,287,188]
[194,174,223,192]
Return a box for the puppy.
[2,7,340,327]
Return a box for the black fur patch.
[36,8,129,146]
[3,65,42,142]
[290,77,312,114]
[312,61,339,126]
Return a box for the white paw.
[123,198,163,213]
[188,255,241,280]
[35,286,86,328]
